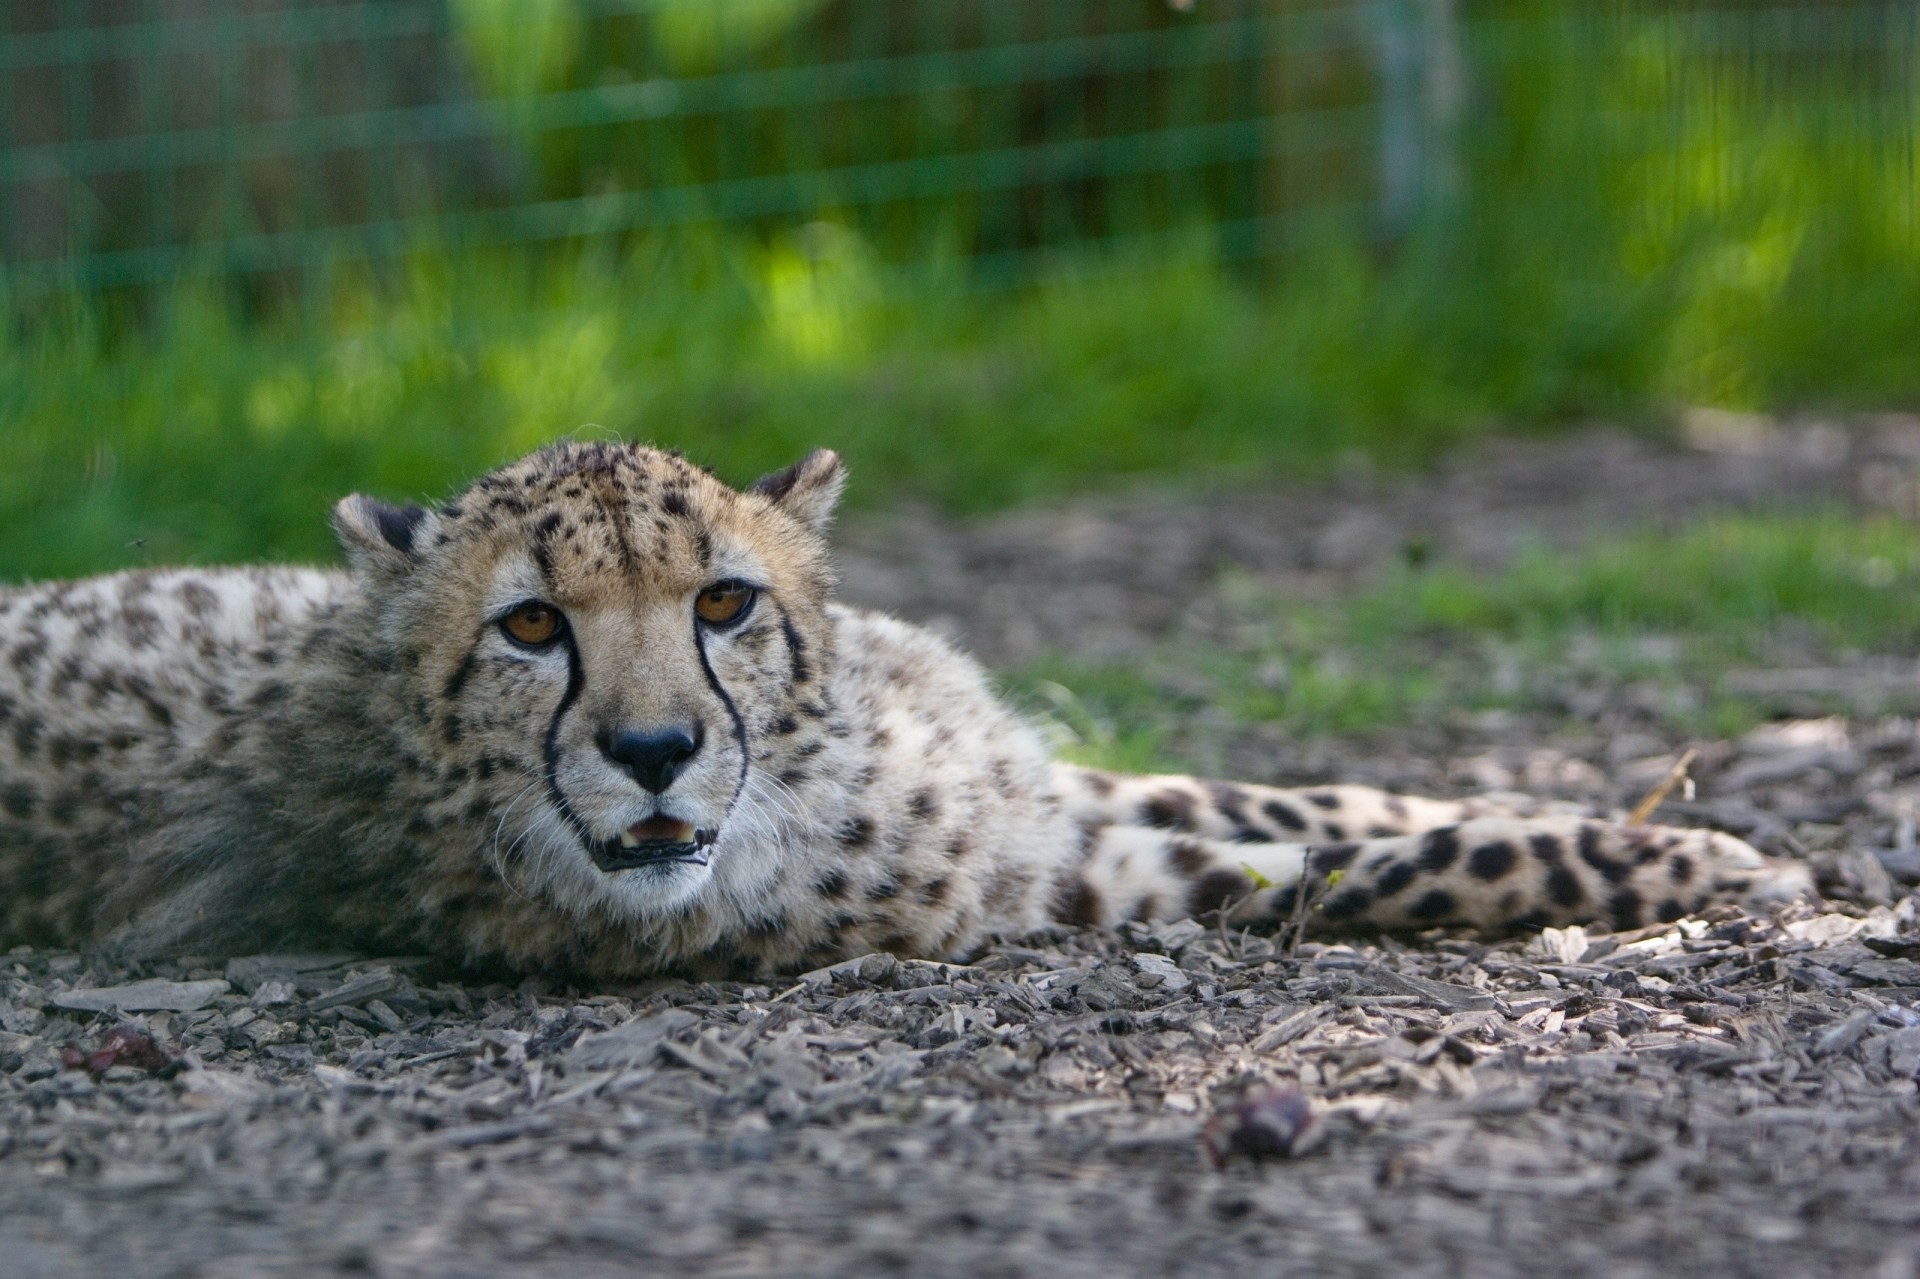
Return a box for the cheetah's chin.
[588,817,715,873]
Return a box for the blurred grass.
[0,233,1565,581]
[7,187,1920,585]
[1024,513,1920,770]
[4,7,1919,585]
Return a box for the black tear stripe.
[773,600,811,685]
[541,631,593,847]
[695,628,751,810]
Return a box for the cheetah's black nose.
[599,724,703,794]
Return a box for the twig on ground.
[1628,747,1698,826]
[1277,865,1328,958]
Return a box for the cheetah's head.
[331,442,844,921]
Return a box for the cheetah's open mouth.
[589,817,715,872]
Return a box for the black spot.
[866,877,901,901]
[9,640,47,673]
[12,716,42,758]
[1654,898,1687,923]
[1607,888,1643,929]
[1528,833,1565,864]
[921,877,952,906]
[0,785,33,819]
[839,816,874,847]
[1319,888,1373,921]
[1407,889,1457,921]
[443,648,480,701]
[815,870,850,899]
[1546,866,1583,907]
[1375,862,1417,897]
[661,489,690,518]
[1140,790,1196,830]
[1167,840,1211,876]
[1308,843,1360,875]
[1204,782,1251,825]
[1229,826,1269,844]
[1263,799,1307,832]
[1578,825,1631,884]
[1269,884,1298,916]
[1416,826,1460,872]
[1322,822,1346,841]
[1467,840,1517,881]
[771,715,799,735]
[907,789,937,820]
[1188,869,1252,915]
[1054,878,1105,927]
[746,912,790,940]
[1669,854,1694,884]
[1307,792,1341,810]
[1367,826,1401,839]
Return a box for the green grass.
[0,238,1467,583]
[1017,513,1920,771]
[8,201,1920,588]
[6,5,1919,587]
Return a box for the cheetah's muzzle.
[589,817,715,872]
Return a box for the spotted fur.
[0,443,1810,979]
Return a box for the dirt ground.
[4,418,1920,1278]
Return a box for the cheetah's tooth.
[618,831,640,849]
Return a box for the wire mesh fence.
[1,1,1915,300]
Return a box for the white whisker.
[488,780,546,905]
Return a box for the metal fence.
[1,1,1914,299]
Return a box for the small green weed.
[1013,513,1920,764]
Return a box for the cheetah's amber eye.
[694,581,756,627]
[500,601,565,648]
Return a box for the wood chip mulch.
[2,881,1916,1278]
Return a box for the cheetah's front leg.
[1054,816,1811,934]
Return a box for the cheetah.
[0,442,1809,979]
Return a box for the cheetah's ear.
[332,494,437,574]
[749,449,845,538]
